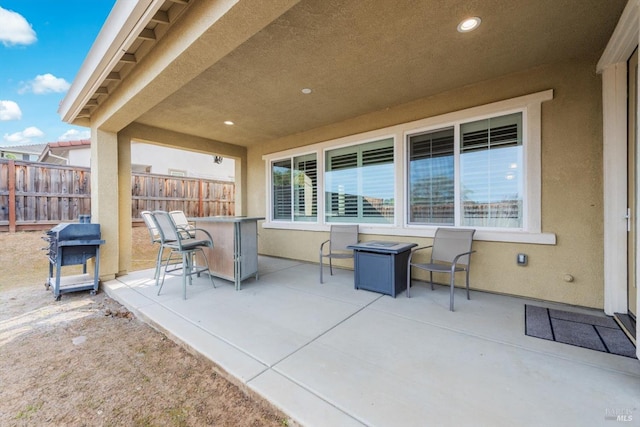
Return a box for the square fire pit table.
[347,241,417,297]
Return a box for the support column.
[118,133,132,275]
[235,156,246,216]
[602,63,629,316]
[92,129,119,281]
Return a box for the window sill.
[262,221,557,245]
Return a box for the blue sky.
[0,1,115,148]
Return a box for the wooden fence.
[131,173,235,219]
[0,159,235,232]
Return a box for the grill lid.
[47,223,101,241]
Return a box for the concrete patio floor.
[104,256,640,427]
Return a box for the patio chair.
[407,227,475,311]
[141,210,166,281]
[319,224,359,283]
[169,210,196,238]
[151,210,216,299]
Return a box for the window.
[272,159,291,220]
[461,113,523,228]
[263,90,552,243]
[325,138,394,223]
[294,154,318,221]
[271,154,317,221]
[408,112,523,229]
[408,127,455,224]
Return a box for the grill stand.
[45,241,103,301]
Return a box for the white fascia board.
[597,0,638,73]
[58,0,165,123]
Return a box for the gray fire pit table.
[347,241,417,298]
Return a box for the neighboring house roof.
[34,139,235,181]
[47,139,91,149]
[38,139,91,164]
[0,143,48,160]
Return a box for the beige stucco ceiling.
[84,0,628,148]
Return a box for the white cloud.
[0,100,22,120]
[59,128,90,141]
[0,7,37,47]
[22,73,70,94]
[3,126,44,144]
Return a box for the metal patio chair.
[141,210,167,281]
[151,210,216,299]
[169,210,196,238]
[407,227,475,311]
[319,224,359,283]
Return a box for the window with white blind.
[461,113,523,228]
[264,90,552,243]
[408,112,523,229]
[272,159,291,220]
[325,138,394,223]
[408,127,455,224]
[271,154,317,222]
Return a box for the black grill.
[43,222,105,300]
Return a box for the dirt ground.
[0,228,292,426]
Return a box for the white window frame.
[268,150,320,224]
[263,90,555,244]
[324,137,396,225]
[406,109,526,230]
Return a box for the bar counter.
[193,216,264,290]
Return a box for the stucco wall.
[63,143,235,181]
[247,58,605,309]
[130,143,235,181]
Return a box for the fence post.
[8,160,16,233]
[198,178,203,216]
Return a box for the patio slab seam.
[270,282,381,309]
[267,336,468,427]
[258,366,372,427]
[245,292,385,382]
[146,281,381,369]
[244,297,388,427]
[246,370,367,427]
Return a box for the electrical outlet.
[517,253,528,266]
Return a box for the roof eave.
[58,0,165,124]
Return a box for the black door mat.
[525,305,636,358]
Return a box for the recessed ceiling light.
[301,88,312,94]
[224,120,234,125]
[457,17,481,33]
